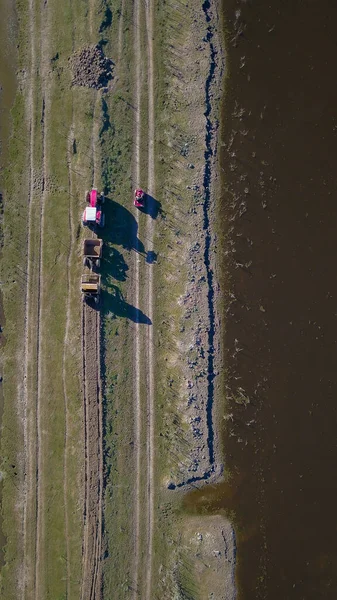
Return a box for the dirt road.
[22,0,47,597]
[21,0,36,595]
[131,0,156,596]
[81,299,103,600]
[132,0,142,595]
[144,0,155,597]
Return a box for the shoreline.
[152,0,237,596]
[160,0,227,493]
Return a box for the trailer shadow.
[102,196,145,253]
[102,246,129,282]
[102,283,151,324]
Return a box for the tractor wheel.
[85,190,89,203]
[96,259,101,269]
[100,193,105,204]
[83,257,88,268]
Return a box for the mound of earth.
[69,45,113,89]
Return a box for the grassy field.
[0,0,105,596]
[0,0,229,598]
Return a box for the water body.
[0,0,17,568]
[185,1,337,598]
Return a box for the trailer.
[81,273,101,304]
[83,238,103,269]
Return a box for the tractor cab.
[134,188,145,208]
[82,206,105,227]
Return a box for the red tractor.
[82,188,105,227]
[134,188,145,208]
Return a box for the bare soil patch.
[70,45,113,89]
[81,301,103,600]
[179,516,236,600]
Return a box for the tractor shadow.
[102,283,152,324]
[138,193,163,220]
[98,196,152,323]
[102,196,145,253]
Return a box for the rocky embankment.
[167,0,224,490]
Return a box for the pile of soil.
[69,45,113,89]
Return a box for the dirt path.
[117,0,125,64]
[34,91,45,600]
[131,0,156,595]
[81,300,103,600]
[21,0,36,595]
[62,124,76,598]
[132,0,142,595]
[80,81,104,597]
[144,0,155,597]
[34,1,50,592]
[21,0,48,596]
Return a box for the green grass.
[0,0,100,596]
[0,0,227,597]
[0,80,30,598]
[97,2,137,595]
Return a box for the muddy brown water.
[184,1,337,598]
[0,0,17,568]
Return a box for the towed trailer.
[81,273,101,304]
[83,238,103,269]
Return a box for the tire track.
[81,299,103,600]
[34,0,51,589]
[21,0,36,594]
[22,1,48,596]
[117,0,126,65]
[144,0,155,597]
[62,124,76,598]
[81,62,103,595]
[132,0,142,596]
[34,90,46,600]
[132,0,155,596]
